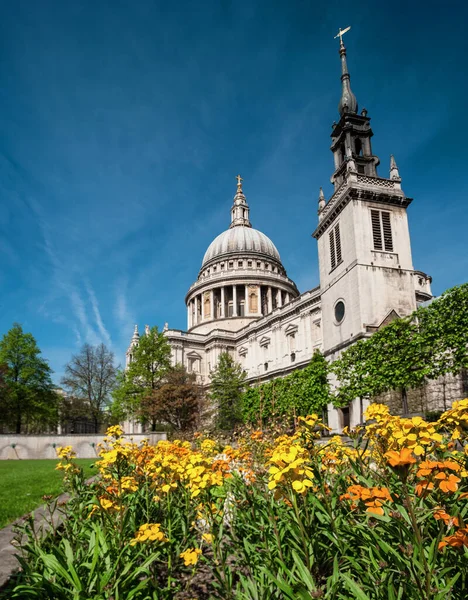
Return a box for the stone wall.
[372,370,468,416]
[0,432,167,460]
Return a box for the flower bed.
[4,403,468,599]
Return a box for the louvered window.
[329,223,342,270]
[371,210,393,252]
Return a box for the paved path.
[0,492,69,590]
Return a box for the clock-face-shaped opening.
[334,300,345,324]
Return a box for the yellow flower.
[99,497,116,510]
[121,476,138,493]
[180,548,202,566]
[202,533,214,544]
[130,523,168,545]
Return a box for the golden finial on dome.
[236,174,243,191]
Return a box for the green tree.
[332,316,431,415]
[210,352,246,430]
[417,283,468,379]
[61,343,117,433]
[331,339,376,421]
[112,326,172,430]
[141,364,202,432]
[0,323,58,433]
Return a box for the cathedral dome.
[202,226,281,267]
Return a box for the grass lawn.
[0,459,96,529]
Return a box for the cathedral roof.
[202,226,281,267]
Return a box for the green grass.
[0,459,96,529]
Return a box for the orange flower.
[415,480,434,496]
[434,472,461,493]
[340,485,392,515]
[385,448,417,468]
[439,528,468,550]
[433,508,459,527]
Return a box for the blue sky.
[1,0,467,382]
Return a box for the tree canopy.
[61,343,117,433]
[0,323,57,433]
[210,352,246,430]
[141,364,202,432]
[331,283,468,413]
[112,326,172,429]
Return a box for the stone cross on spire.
[334,25,351,46]
[334,26,358,116]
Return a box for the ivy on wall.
[242,351,331,424]
[331,283,468,412]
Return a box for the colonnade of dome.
[185,177,299,332]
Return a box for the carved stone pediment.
[259,336,271,348]
[284,323,298,336]
[238,346,248,357]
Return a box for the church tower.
[313,29,432,358]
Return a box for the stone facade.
[126,38,461,433]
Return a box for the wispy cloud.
[85,280,112,347]
[114,277,135,337]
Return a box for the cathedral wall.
[372,371,468,416]
[353,201,414,272]
[356,265,417,326]
[237,302,322,383]
[190,317,256,335]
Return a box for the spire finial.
[318,187,326,219]
[230,174,252,229]
[334,26,351,47]
[335,26,358,116]
[390,155,401,180]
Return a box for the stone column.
[197,295,201,323]
[210,289,214,320]
[244,285,249,316]
[233,285,238,316]
[267,286,273,313]
[220,287,225,317]
[285,292,290,304]
[277,289,282,308]
[187,304,191,329]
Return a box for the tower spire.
[390,155,401,180]
[230,174,252,228]
[334,26,358,116]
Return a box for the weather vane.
[334,26,351,45]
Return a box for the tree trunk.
[401,387,409,415]
[15,411,21,434]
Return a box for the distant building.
[127,36,464,432]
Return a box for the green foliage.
[0,323,58,433]
[141,364,202,432]
[111,326,172,427]
[332,283,468,410]
[210,352,246,430]
[242,351,331,424]
[418,282,468,378]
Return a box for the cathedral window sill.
[329,259,344,275]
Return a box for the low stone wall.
[0,432,167,460]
